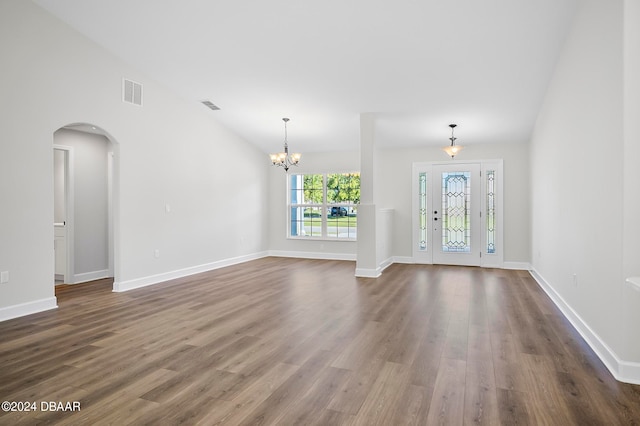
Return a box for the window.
[288,173,360,240]
[418,172,427,250]
[486,169,496,254]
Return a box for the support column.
[355,113,380,277]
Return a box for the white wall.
[375,142,530,264]
[0,0,269,318]
[530,0,640,381]
[54,129,110,280]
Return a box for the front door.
[432,163,480,265]
[413,161,500,267]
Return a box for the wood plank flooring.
[1,258,639,425]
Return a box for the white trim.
[481,260,505,269]
[356,257,393,278]
[387,256,528,269]
[114,251,269,292]
[355,267,381,278]
[392,256,415,264]
[481,160,504,268]
[530,268,640,385]
[503,261,531,270]
[378,257,393,272]
[268,250,356,261]
[116,250,359,293]
[53,145,74,284]
[107,152,114,277]
[73,269,110,284]
[619,361,640,385]
[0,297,58,322]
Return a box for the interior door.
[432,163,481,266]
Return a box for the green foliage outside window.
[327,173,360,204]
[303,173,360,204]
[302,174,324,203]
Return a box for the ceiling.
[34,0,579,153]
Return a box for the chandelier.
[442,123,463,158]
[269,118,301,171]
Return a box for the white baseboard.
[503,261,531,270]
[114,251,269,292]
[73,269,110,284]
[268,250,356,261]
[355,267,381,278]
[0,297,58,322]
[530,268,640,385]
[270,250,383,277]
[378,257,393,272]
[619,360,640,384]
[388,257,530,270]
[392,256,415,264]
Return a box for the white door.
[413,161,501,267]
[432,163,480,266]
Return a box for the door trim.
[412,160,504,267]
[53,145,75,283]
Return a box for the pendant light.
[442,123,463,158]
[269,118,301,171]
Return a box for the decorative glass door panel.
[441,171,471,253]
[418,172,428,251]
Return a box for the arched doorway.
[53,123,119,290]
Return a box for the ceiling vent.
[123,79,143,106]
[201,100,220,111]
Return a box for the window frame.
[287,172,359,241]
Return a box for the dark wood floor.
[1,258,639,425]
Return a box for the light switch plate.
[0,271,9,284]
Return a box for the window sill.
[287,236,357,242]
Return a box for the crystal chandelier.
[442,123,463,158]
[269,118,301,171]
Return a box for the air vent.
[123,79,143,106]
[201,100,220,111]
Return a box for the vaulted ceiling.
[34,0,579,153]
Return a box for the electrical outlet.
[0,271,9,284]
[154,249,160,259]
[573,274,578,287]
